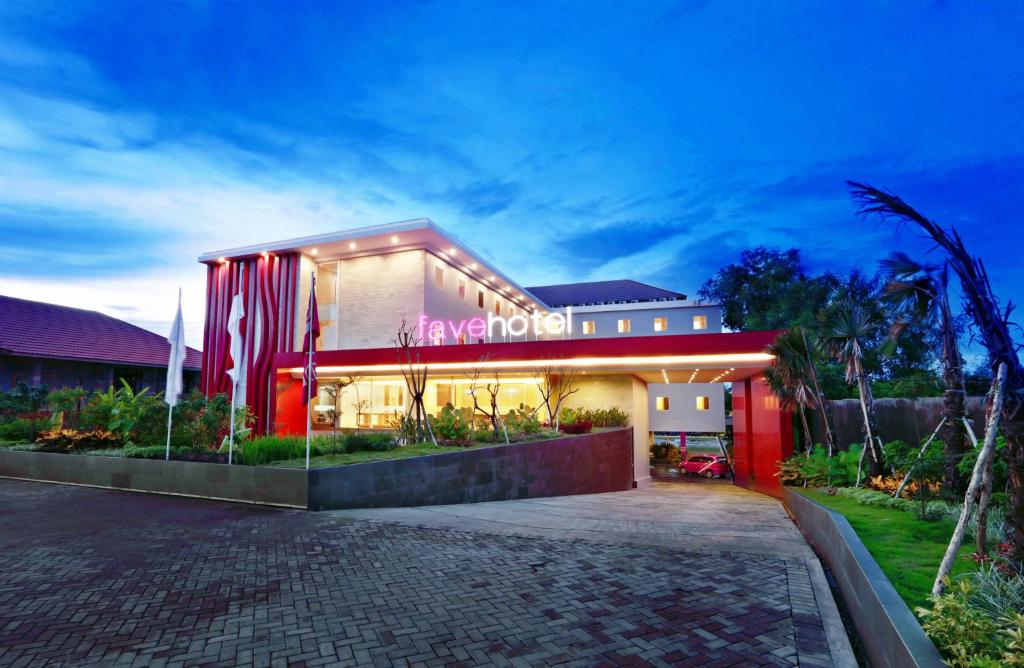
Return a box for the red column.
[274,373,306,436]
[731,374,793,498]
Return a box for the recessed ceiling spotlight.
[469,263,478,270]
[218,257,227,264]
[390,235,399,244]
[448,247,457,255]
[348,242,357,250]
[310,248,318,256]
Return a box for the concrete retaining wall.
[308,428,634,510]
[0,429,633,512]
[810,396,987,449]
[0,450,308,508]
[784,488,945,668]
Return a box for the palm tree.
[850,181,1024,563]
[765,327,836,456]
[819,301,884,476]
[881,252,968,494]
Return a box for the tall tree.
[765,327,836,455]
[850,181,1024,563]
[881,252,968,494]
[698,247,839,331]
[819,301,884,476]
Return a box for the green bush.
[36,428,123,451]
[0,417,49,442]
[918,574,1024,667]
[0,383,48,418]
[123,444,171,459]
[80,380,168,445]
[778,444,862,487]
[505,405,541,436]
[345,431,397,452]
[558,407,629,428]
[432,404,473,445]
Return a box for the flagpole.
[229,378,237,465]
[305,273,315,470]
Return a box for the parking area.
[0,479,853,667]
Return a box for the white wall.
[566,374,651,486]
[648,382,725,433]
[567,303,722,339]
[335,250,426,349]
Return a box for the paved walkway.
[0,479,854,667]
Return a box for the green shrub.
[505,405,542,436]
[0,383,48,418]
[80,380,168,445]
[36,428,123,450]
[432,404,473,446]
[237,435,305,465]
[123,444,171,459]
[778,444,862,487]
[0,417,49,442]
[345,431,397,452]
[918,574,1024,667]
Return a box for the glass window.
[655,396,670,411]
[384,385,404,408]
[434,266,444,290]
[617,319,631,333]
[693,315,708,330]
[494,300,501,316]
[582,320,596,335]
[654,316,668,332]
[696,396,710,411]
[477,289,485,308]
[458,279,467,300]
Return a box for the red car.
[679,455,730,478]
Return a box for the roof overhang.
[199,218,548,313]
[275,331,778,384]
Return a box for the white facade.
[551,300,727,434]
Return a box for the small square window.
[582,320,596,335]
[656,396,670,411]
[693,315,708,330]
[654,317,668,332]
[434,266,445,290]
[696,396,710,411]
[477,290,485,308]
[494,301,501,316]
[458,279,467,300]
[617,319,631,333]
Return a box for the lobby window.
[693,315,708,330]
[582,320,596,335]
[617,318,631,334]
[655,396,670,411]
[653,316,668,332]
[458,279,467,300]
[384,385,405,408]
[696,396,710,411]
[477,289,485,308]
[434,266,445,290]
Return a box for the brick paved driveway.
[0,479,851,667]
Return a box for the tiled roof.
[0,295,201,369]
[525,280,686,308]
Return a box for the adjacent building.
[0,295,202,392]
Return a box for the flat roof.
[199,218,548,313]
[274,331,777,385]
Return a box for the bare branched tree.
[467,358,508,443]
[535,364,581,430]
[394,318,437,446]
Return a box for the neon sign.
[416,307,572,343]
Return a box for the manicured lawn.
[798,488,978,612]
[269,441,499,468]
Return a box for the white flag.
[165,291,187,408]
[226,294,245,396]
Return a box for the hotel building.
[199,219,790,490]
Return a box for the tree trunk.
[933,362,1007,596]
[976,454,994,557]
[855,368,882,476]
[1003,404,1024,563]
[939,300,968,496]
[798,408,813,456]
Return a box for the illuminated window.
[656,396,670,411]
[582,320,596,335]
[654,317,668,332]
[494,300,501,316]
[457,333,467,345]
[696,396,710,411]
[458,279,467,300]
[617,319,631,333]
[693,315,708,330]
[434,266,444,290]
[478,290,485,308]
[384,385,405,408]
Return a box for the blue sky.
[0,1,1022,348]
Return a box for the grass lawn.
[268,441,501,468]
[798,488,978,612]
